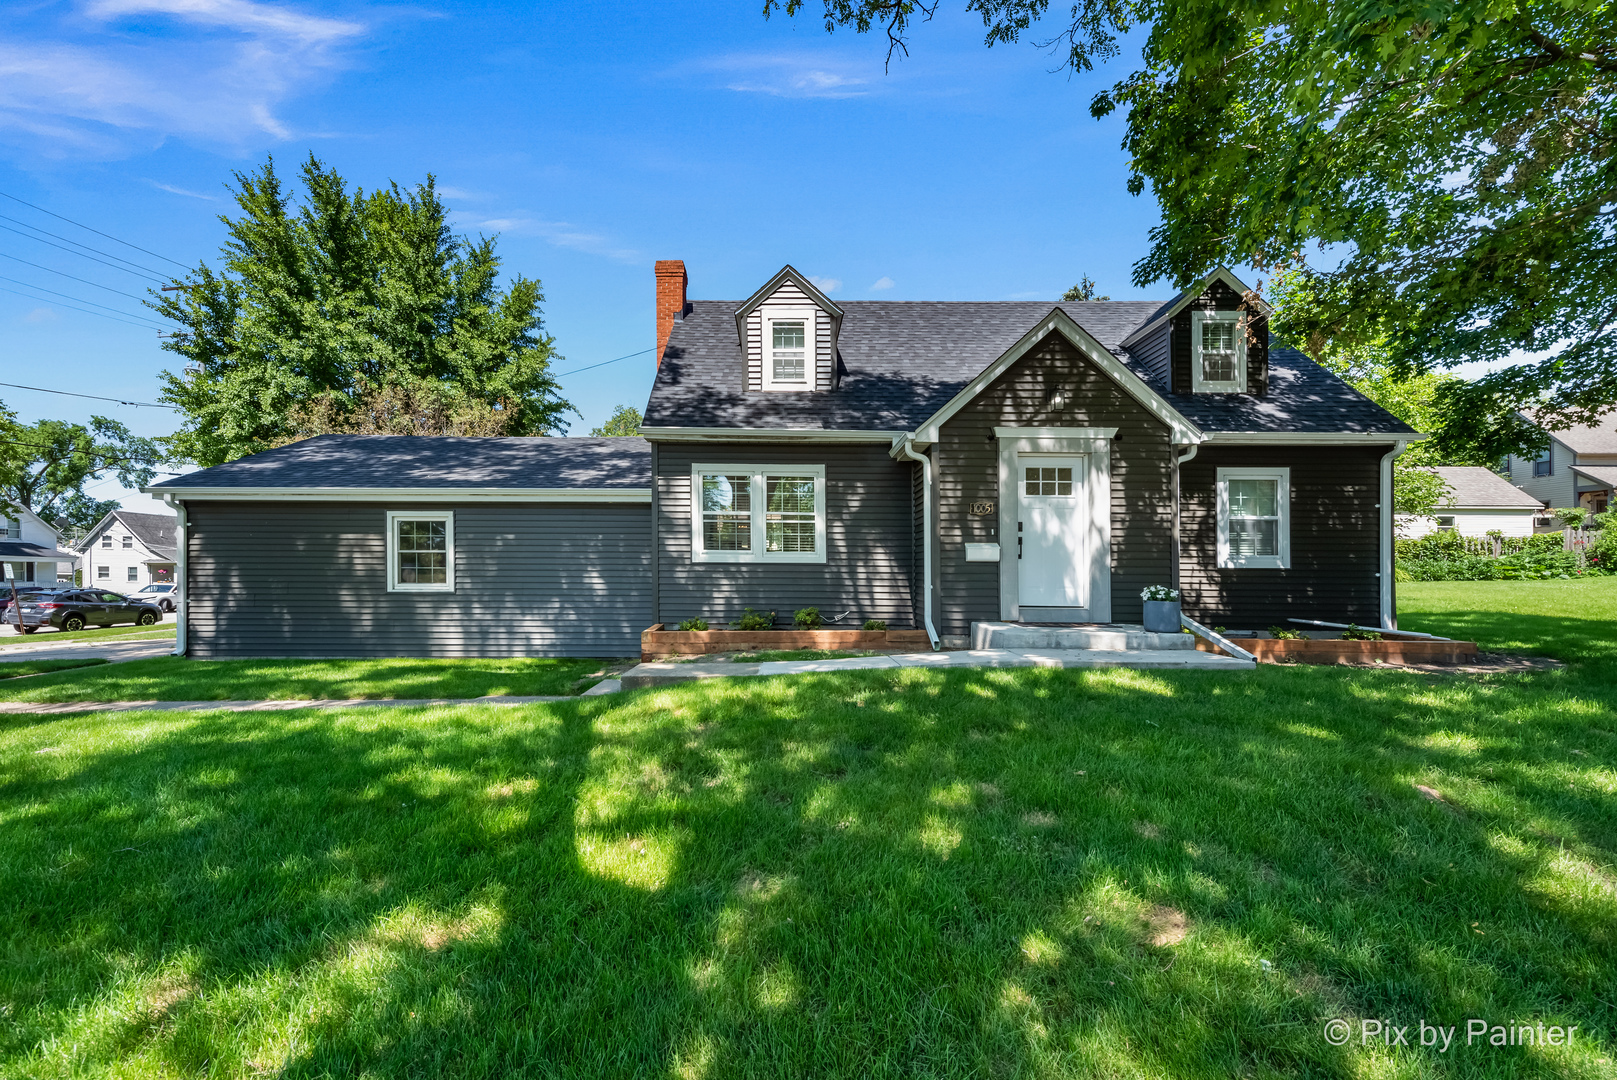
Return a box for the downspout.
[1379,441,1409,630]
[1172,443,1199,591]
[162,494,187,657]
[894,436,941,650]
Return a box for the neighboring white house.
[76,510,178,589]
[1502,411,1617,514]
[1,506,78,586]
[1399,466,1544,538]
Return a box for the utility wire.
[0,382,178,410]
[0,282,167,331]
[0,211,175,279]
[0,252,167,308]
[0,222,170,285]
[0,436,157,469]
[553,347,655,378]
[0,190,190,270]
[0,271,168,326]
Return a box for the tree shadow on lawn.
[2,664,1614,1078]
[1396,608,1617,667]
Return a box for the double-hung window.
[763,309,815,390]
[386,511,455,591]
[1217,467,1290,569]
[692,465,826,562]
[1532,447,1552,477]
[1190,310,1247,393]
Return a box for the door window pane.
[772,320,806,382]
[396,519,448,584]
[765,475,816,552]
[1025,467,1075,496]
[701,474,752,551]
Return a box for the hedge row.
[1396,534,1617,582]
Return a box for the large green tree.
[0,403,162,532]
[152,155,574,467]
[772,0,1616,459]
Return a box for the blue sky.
[1,0,1166,509]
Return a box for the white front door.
[1017,456,1087,608]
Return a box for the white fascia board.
[1199,431,1428,445]
[911,308,1203,446]
[640,426,906,444]
[1119,266,1274,349]
[142,487,652,503]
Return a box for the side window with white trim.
[1217,468,1290,569]
[692,465,826,562]
[1191,310,1247,393]
[386,511,455,591]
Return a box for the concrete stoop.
[970,622,1194,651]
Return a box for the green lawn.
[2,582,1613,1077]
[0,655,621,702]
[1400,577,1617,664]
[0,658,108,680]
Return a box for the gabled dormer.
[1121,267,1272,397]
[733,266,843,393]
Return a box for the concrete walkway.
[621,646,1252,689]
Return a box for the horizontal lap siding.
[656,443,917,628]
[1179,446,1384,626]
[185,501,651,658]
[936,335,1175,636]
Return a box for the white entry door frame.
[995,427,1113,623]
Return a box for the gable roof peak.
[732,265,844,344]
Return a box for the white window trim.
[386,510,456,592]
[1217,466,1290,569]
[690,464,827,564]
[1190,309,1247,393]
[762,307,817,392]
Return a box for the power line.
[0,274,168,327]
[0,189,190,270]
[0,211,176,279]
[0,222,170,285]
[0,252,167,308]
[0,436,158,469]
[554,347,656,378]
[0,382,178,410]
[0,282,167,331]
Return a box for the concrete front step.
[970,622,1194,651]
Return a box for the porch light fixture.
[1048,387,1070,411]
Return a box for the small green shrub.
[1267,626,1304,640]
[734,608,775,631]
[862,619,887,631]
[676,617,708,632]
[1340,624,1382,641]
[1552,507,1588,528]
[794,607,823,630]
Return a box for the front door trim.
[996,427,1113,622]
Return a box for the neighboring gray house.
[1503,413,1617,515]
[149,261,1419,657]
[1398,466,1542,538]
[78,510,177,589]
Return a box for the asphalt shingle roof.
[1424,467,1542,509]
[646,300,1416,436]
[151,435,652,491]
[0,540,78,562]
[115,512,178,560]
[1547,412,1617,455]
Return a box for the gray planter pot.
[1142,600,1182,634]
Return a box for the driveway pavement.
[0,633,177,665]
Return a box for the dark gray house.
[148,260,1418,657]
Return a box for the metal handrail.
[1180,613,1257,663]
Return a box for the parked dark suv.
[5,590,164,633]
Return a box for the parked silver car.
[131,582,181,612]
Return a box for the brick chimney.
[655,260,687,367]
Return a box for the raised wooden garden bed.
[641,624,932,661]
[1199,637,1479,665]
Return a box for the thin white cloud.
[870,276,895,291]
[0,0,366,157]
[470,215,643,265]
[689,53,872,99]
[145,179,220,200]
[809,275,842,293]
[23,306,60,323]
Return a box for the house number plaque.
[968,500,996,517]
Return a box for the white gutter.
[639,427,905,444]
[1379,440,1409,630]
[892,436,941,650]
[161,494,187,657]
[1199,432,1428,445]
[139,487,650,503]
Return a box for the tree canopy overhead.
[770,0,1616,459]
[153,155,574,467]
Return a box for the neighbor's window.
[386,511,455,591]
[692,465,825,563]
[101,535,112,548]
[97,565,110,578]
[763,310,816,391]
[127,567,138,582]
[1436,516,1457,531]
[1191,311,1247,393]
[1532,446,1552,477]
[1217,467,1290,569]
[2,518,18,538]
[122,535,133,548]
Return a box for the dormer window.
[1191,310,1247,393]
[763,308,815,391]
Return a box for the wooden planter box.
[641,624,932,661]
[1207,637,1479,665]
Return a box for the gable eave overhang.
[640,426,904,444]
[908,307,1204,447]
[1198,431,1426,445]
[1119,266,1274,349]
[732,264,845,345]
[142,486,652,503]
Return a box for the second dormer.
[734,266,843,392]
[1122,267,1273,397]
